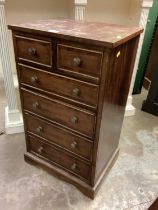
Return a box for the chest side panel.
[93,36,140,185]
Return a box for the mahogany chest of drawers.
[8,19,142,199]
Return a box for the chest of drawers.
[9,19,142,199]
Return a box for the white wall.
[85,0,141,26]
[5,0,69,24]
[86,0,131,25]
[129,0,142,26]
[68,0,74,19]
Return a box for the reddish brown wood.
[143,78,151,90]
[148,198,158,210]
[8,19,143,48]
[57,44,102,79]
[94,37,140,183]
[25,113,93,161]
[9,19,142,199]
[19,64,99,108]
[22,88,96,138]
[28,135,91,181]
[14,34,53,67]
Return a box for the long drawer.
[22,89,96,138]
[19,64,99,108]
[28,135,91,180]
[25,113,93,161]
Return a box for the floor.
[0,76,158,210]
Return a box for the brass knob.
[32,102,39,109]
[38,146,44,153]
[36,126,43,133]
[30,76,38,84]
[73,57,81,67]
[28,47,36,55]
[70,141,77,150]
[72,88,80,97]
[71,116,78,124]
[71,163,77,171]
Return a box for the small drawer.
[25,114,93,160]
[28,135,91,180]
[14,35,53,67]
[57,44,103,81]
[22,89,96,138]
[19,64,99,108]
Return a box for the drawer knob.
[36,126,43,133]
[70,141,77,150]
[72,88,80,97]
[38,146,44,154]
[71,163,77,171]
[73,57,81,67]
[32,102,39,109]
[28,47,36,56]
[30,76,38,84]
[71,116,78,124]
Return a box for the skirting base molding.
[5,106,24,134]
[125,95,136,117]
[125,104,136,117]
[24,148,119,199]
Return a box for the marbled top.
[8,19,143,48]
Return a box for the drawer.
[14,35,53,67]
[19,64,99,108]
[57,44,102,80]
[25,113,93,160]
[28,135,91,180]
[22,89,96,138]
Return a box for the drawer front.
[57,44,102,79]
[15,35,52,67]
[28,135,91,180]
[19,64,99,108]
[22,89,96,138]
[25,114,93,160]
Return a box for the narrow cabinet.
[8,19,142,198]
